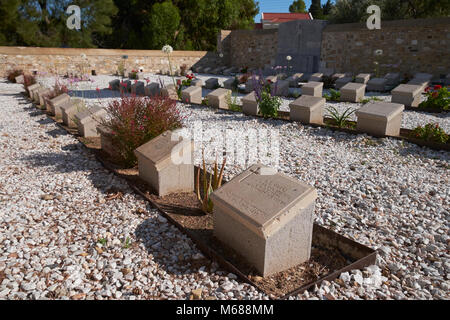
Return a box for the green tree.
[329,0,450,23]
[309,0,323,18]
[0,0,21,45]
[146,1,181,49]
[289,0,307,13]
[322,0,334,16]
[5,0,118,48]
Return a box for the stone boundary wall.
[219,29,278,70]
[0,46,219,76]
[220,17,449,76]
[321,17,450,76]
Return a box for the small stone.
[191,288,202,300]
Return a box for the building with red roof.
[257,12,313,29]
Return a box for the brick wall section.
[321,17,450,76]
[219,29,278,69]
[0,46,218,76]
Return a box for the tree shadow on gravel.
[37,118,54,125]
[398,144,450,162]
[134,218,215,278]
[46,127,69,138]
[19,148,135,196]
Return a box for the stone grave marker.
[289,95,325,124]
[145,83,160,96]
[49,93,71,118]
[205,78,219,89]
[109,79,120,91]
[160,84,179,100]
[38,88,52,108]
[384,73,401,86]
[301,81,323,97]
[210,163,317,277]
[223,78,236,90]
[271,80,289,96]
[340,82,366,102]
[242,91,258,116]
[335,77,353,89]
[207,88,231,109]
[355,73,371,84]
[286,73,304,87]
[27,83,40,99]
[61,99,86,128]
[131,81,145,96]
[366,78,388,92]
[356,101,404,136]
[391,84,422,107]
[191,79,203,87]
[74,106,107,138]
[15,75,24,84]
[134,130,194,197]
[309,73,323,82]
[181,86,202,104]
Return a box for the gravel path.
[1,76,449,300]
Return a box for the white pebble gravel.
[1,75,449,300]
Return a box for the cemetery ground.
[0,74,449,300]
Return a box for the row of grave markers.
[19,76,318,278]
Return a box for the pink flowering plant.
[102,95,184,166]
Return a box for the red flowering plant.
[7,69,23,83]
[101,95,184,166]
[129,69,139,80]
[420,85,449,111]
[411,123,449,144]
[44,78,69,101]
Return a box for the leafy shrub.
[322,75,336,89]
[326,105,355,128]
[419,86,449,111]
[324,89,341,101]
[7,69,23,83]
[411,123,449,144]
[102,95,183,166]
[252,72,281,118]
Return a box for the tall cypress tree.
[309,0,323,19]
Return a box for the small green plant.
[361,96,382,104]
[419,86,449,111]
[324,89,341,102]
[98,238,107,246]
[326,105,355,128]
[226,91,242,112]
[410,123,449,144]
[123,237,131,249]
[196,151,226,214]
[259,91,281,118]
[201,98,208,106]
